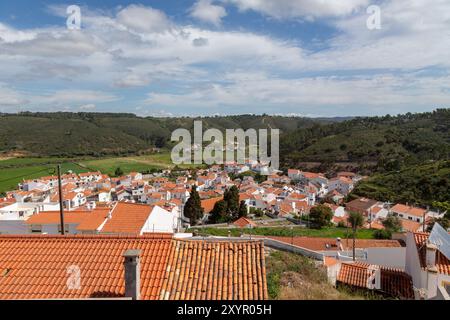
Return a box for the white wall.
[365,247,406,269]
[141,206,177,234]
[405,232,426,298]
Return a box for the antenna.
[57,165,65,235]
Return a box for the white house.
[0,202,59,234]
[405,224,450,300]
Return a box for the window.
[30,225,42,233]
[408,216,412,220]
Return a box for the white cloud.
[224,0,369,20]
[116,5,172,33]
[79,103,96,110]
[190,0,227,26]
[0,2,449,115]
[145,72,450,115]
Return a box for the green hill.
[280,109,450,170]
[352,160,450,207]
[0,110,449,171]
[0,112,328,157]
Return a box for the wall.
[405,232,426,297]
[0,220,29,234]
[365,247,406,269]
[141,206,177,234]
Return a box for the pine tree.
[238,200,248,218]
[183,185,204,225]
[224,185,240,218]
[209,200,229,224]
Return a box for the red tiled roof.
[26,208,110,227]
[337,262,414,299]
[401,219,422,233]
[100,202,153,235]
[201,197,223,214]
[0,235,268,300]
[233,217,256,228]
[391,204,426,218]
[159,240,268,300]
[414,232,450,275]
[265,236,402,251]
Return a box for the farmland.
[0,152,197,194]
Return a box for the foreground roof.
[100,202,153,235]
[0,235,267,300]
[414,232,450,275]
[265,236,402,251]
[337,262,414,299]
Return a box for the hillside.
[352,160,450,207]
[0,110,448,171]
[0,112,326,157]
[280,109,450,171]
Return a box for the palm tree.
[347,211,364,261]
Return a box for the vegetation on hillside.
[352,160,450,208]
[266,251,383,300]
[281,109,449,172]
[3,110,447,169]
[0,112,327,157]
[188,226,376,239]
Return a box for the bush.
[374,229,392,239]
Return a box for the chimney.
[425,241,438,272]
[123,249,141,300]
[336,237,343,251]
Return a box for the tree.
[183,185,204,226]
[209,200,229,224]
[347,211,364,261]
[382,214,402,233]
[224,185,240,218]
[309,205,333,229]
[374,229,392,239]
[114,167,124,177]
[427,217,450,232]
[238,200,248,218]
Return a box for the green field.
[0,162,89,194]
[0,152,193,194]
[188,226,376,239]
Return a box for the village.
[0,161,448,300]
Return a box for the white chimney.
[425,242,438,272]
[123,249,141,300]
[336,237,343,251]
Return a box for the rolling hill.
[0,109,448,171]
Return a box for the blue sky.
[0,0,449,117]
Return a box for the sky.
[0,0,449,117]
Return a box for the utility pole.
[57,165,65,235]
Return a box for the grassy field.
[188,226,376,239]
[0,152,194,194]
[0,162,89,194]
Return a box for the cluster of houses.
[0,164,448,300]
[0,164,446,235]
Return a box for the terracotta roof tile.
[337,262,414,299]
[414,232,450,275]
[100,202,154,235]
[201,197,223,214]
[233,217,256,228]
[265,236,402,251]
[0,235,267,300]
[159,240,268,300]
